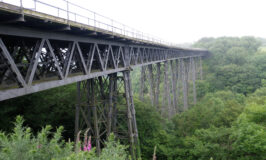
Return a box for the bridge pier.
[163,61,172,118]
[136,56,201,117]
[88,79,101,155]
[176,59,181,112]
[73,71,139,159]
[147,64,155,106]
[154,63,161,112]
[170,60,178,114]
[74,81,81,143]
[199,56,203,80]
[192,58,197,105]
[139,66,146,102]
[107,73,117,136]
[123,70,140,159]
[181,58,188,110]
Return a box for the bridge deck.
[0,1,173,48]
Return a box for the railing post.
[111,19,114,34]
[123,25,125,36]
[19,0,24,16]
[94,13,96,28]
[34,0,36,11]
[66,0,69,20]
[20,0,23,8]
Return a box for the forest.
[0,36,265,160]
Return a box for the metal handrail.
[0,0,176,46]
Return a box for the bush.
[0,116,74,160]
[0,116,129,160]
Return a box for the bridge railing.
[0,0,176,46]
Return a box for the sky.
[66,0,266,44]
[6,0,266,44]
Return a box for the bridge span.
[0,1,209,159]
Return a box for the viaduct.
[0,1,209,159]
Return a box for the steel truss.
[0,26,207,101]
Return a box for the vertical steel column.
[162,62,167,115]
[112,76,118,133]
[107,74,116,136]
[123,45,140,159]
[154,63,161,111]
[176,59,181,112]
[139,66,145,101]
[128,71,141,159]
[86,80,92,130]
[194,57,198,80]
[199,56,203,80]
[181,59,188,110]
[189,57,193,81]
[74,81,81,142]
[123,71,136,160]
[185,59,189,108]
[163,61,171,118]
[147,64,155,106]
[88,79,101,155]
[192,58,197,105]
[170,60,177,114]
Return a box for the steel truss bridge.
[0,1,209,159]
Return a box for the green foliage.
[95,133,128,160]
[194,37,265,95]
[196,80,210,99]
[57,151,96,160]
[215,64,260,94]
[182,126,232,160]
[168,86,266,160]
[0,116,74,160]
[134,99,170,160]
[0,84,77,138]
[230,119,266,159]
[172,90,244,137]
[0,116,129,160]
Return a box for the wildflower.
[83,128,91,152]
[75,131,81,153]
[87,136,92,151]
[37,144,42,149]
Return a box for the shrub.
[0,116,129,160]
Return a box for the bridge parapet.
[0,0,174,46]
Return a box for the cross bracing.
[0,25,208,101]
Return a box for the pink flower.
[83,146,87,151]
[86,136,92,151]
[37,144,42,149]
[87,142,91,151]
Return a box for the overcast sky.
[67,0,266,44]
[8,0,266,44]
